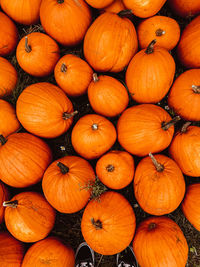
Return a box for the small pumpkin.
[4,192,56,243]
[0,182,9,224]
[103,0,126,13]
[85,0,114,8]
[168,0,200,17]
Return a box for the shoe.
[116,246,138,267]
[75,242,95,267]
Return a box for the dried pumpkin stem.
[0,135,7,145]
[57,0,64,3]
[145,39,157,54]
[92,123,98,130]
[57,162,69,174]
[155,28,166,36]
[63,110,78,120]
[117,9,132,17]
[106,164,115,172]
[61,63,67,73]
[91,218,102,230]
[181,122,191,133]
[3,200,18,208]
[93,73,99,82]
[148,222,156,230]
[25,36,31,53]
[162,116,180,131]
[149,152,164,172]
[192,85,200,94]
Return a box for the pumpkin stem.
[57,162,69,174]
[148,222,156,230]
[145,39,157,54]
[92,123,98,130]
[57,0,64,3]
[155,29,166,36]
[0,135,7,145]
[25,36,31,53]
[91,218,102,230]
[149,152,164,172]
[63,110,78,120]
[106,164,115,172]
[117,9,132,17]
[3,200,18,208]
[192,85,200,94]
[181,122,191,133]
[61,63,67,73]
[161,116,180,131]
[93,73,99,82]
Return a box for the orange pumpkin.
[125,40,175,103]
[81,191,136,255]
[137,16,180,51]
[169,0,200,17]
[117,104,178,156]
[134,153,185,215]
[0,231,25,267]
[4,192,56,243]
[88,74,129,117]
[133,217,188,267]
[0,57,18,97]
[85,0,114,8]
[0,133,52,188]
[103,0,126,13]
[16,32,60,77]
[168,69,200,121]
[0,182,9,224]
[71,114,117,159]
[54,54,93,97]
[40,0,92,46]
[16,82,77,138]
[96,150,134,189]
[83,11,138,72]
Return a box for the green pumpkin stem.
[149,152,164,172]
[3,200,18,208]
[0,135,7,145]
[162,116,180,131]
[61,63,67,73]
[93,73,99,82]
[117,9,132,17]
[192,85,200,94]
[155,29,165,36]
[57,162,69,174]
[148,222,156,230]
[63,110,78,120]
[145,39,157,54]
[91,218,102,230]
[106,164,115,172]
[25,36,31,53]
[181,122,191,133]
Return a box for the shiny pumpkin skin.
[134,154,185,215]
[0,132,52,188]
[16,82,75,138]
[4,192,56,243]
[83,12,138,72]
[168,69,200,121]
[0,182,9,224]
[81,191,136,255]
[103,0,126,13]
[169,0,200,17]
[40,0,92,46]
[21,237,75,267]
[85,0,114,8]
[133,217,188,267]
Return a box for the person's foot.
[116,245,138,267]
[75,242,95,267]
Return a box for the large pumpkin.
[81,191,136,255]
[16,82,77,138]
[0,182,9,224]
[0,133,52,188]
[83,11,138,72]
[4,192,56,243]
[40,0,92,46]
[168,0,200,17]
[133,217,188,267]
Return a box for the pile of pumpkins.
[0,0,200,266]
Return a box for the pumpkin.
[177,15,200,68]
[16,82,77,138]
[137,16,180,51]
[122,0,167,18]
[71,114,117,159]
[40,0,92,46]
[88,74,129,117]
[42,155,95,213]
[0,57,18,97]
[169,123,200,177]
[22,237,75,267]
[125,40,175,103]
[0,132,52,188]
[0,12,18,57]
[0,182,9,224]
[0,100,20,137]
[103,0,126,13]
[0,231,25,267]
[182,183,200,231]
[54,54,93,97]
[81,191,136,255]
[134,153,185,215]
[83,11,138,72]
[168,0,200,17]
[16,32,60,77]
[96,150,134,189]
[85,0,114,8]
[117,104,179,157]
[132,216,188,267]
[4,192,56,243]
[168,69,200,121]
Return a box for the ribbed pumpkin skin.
[0,231,25,267]
[85,0,114,8]
[168,69,200,121]
[16,32,60,77]
[122,0,167,18]
[83,12,138,72]
[0,133,52,188]
[0,100,20,137]
[103,0,126,13]
[182,183,200,231]
[0,182,9,224]
[125,44,175,104]
[4,192,56,243]
[96,150,134,189]
[133,217,188,267]
[40,0,92,46]
[137,16,180,51]
[177,15,200,68]
[42,156,95,213]
[169,126,200,177]
[54,54,93,97]
[0,57,18,97]
[81,191,136,255]
[169,0,200,17]
[22,237,75,267]
[0,12,18,57]
[117,104,175,157]
[134,154,185,215]
[88,75,129,117]
[16,82,75,138]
